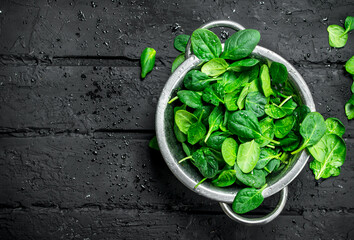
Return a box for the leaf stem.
[204,129,212,143]
[262,135,280,145]
[258,184,268,191]
[279,95,292,107]
[168,96,179,104]
[178,156,192,164]
[264,167,271,173]
[291,142,307,155]
[205,77,223,82]
[194,177,208,189]
[266,144,275,149]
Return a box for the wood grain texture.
[0,0,353,63]
[0,208,353,240]
[0,134,353,212]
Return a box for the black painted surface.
[0,0,354,239]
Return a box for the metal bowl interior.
[156,46,315,204]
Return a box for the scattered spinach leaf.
[149,136,160,150]
[140,47,156,78]
[325,117,345,137]
[327,25,348,48]
[308,134,346,180]
[171,53,185,73]
[174,34,190,52]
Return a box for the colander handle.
[185,20,246,59]
[219,186,288,225]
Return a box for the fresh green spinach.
[221,138,238,166]
[140,47,156,78]
[221,29,261,60]
[232,184,267,214]
[191,29,222,61]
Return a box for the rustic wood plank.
[0,134,353,212]
[0,0,353,63]
[1,65,353,134]
[0,65,167,132]
[0,208,353,240]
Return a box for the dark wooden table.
[0,0,353,239]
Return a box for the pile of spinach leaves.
[164,28,347,214]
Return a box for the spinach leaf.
[237,83,250,109]
[171,53,185,73]
[255,117,275,147]
[221,29,261,60]
[325,117,345,137]
[140,47,156,78]
[308,134,346,180]
[264,159,281,174]
[245,91,267,117]
[227,58,260,72]
[228,110,279,144]
[291,112,327,154]
[175,110,198,134]
[184,70,218,91]
[248,65,260,82]
[237,140,261,173]
[345,94,354,120]
[293,105,311,130]
[274,115,296,139]
[232,185,266,214]
[148,136,160,150]
[201,58,229,77]
[277,131,299,146]
[225,90,240,111]
[181,142,191,156]
[248,78,261,93]
[234,163,266,188]
[281,98,298,115]
[327,25,348,48]
[202,84,224,106]
[174,34,190,52]
[345,56,354,75]
[212,170,236,187]
[177,90,203,108]
[192,148,219,178]
[187,112,207,145]
[270,62,287,84]
[221,138,238,166]
[259,64,274,97]
[206,131,229,151]
[205,106,224,142]
[191,29,222,61]
[264,104,287,119]
[174,123,187,142]
[224,72,249,93]
[344,16,354,34]
[255,148,281,169]
[193,105,213,125]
